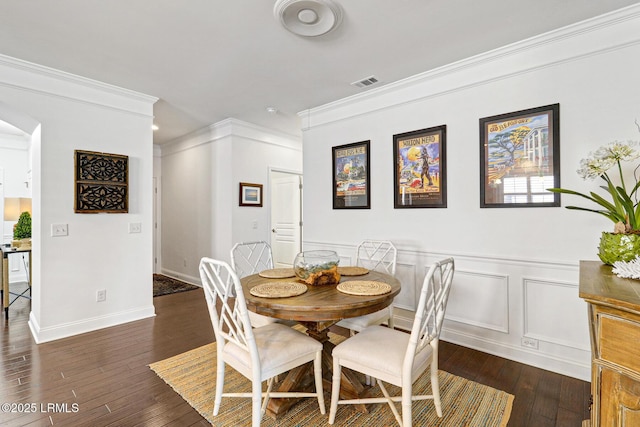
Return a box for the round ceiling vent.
[274,0,343,37]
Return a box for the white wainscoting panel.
[447,269,509,334]
[523,277,590,351]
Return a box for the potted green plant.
[12,211,32,248]
[547,137,640,264]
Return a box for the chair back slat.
[356,240,397,276]
[199,257,255,351]
[230,241,274,278]
[408,258,455,359]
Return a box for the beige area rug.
[150,331,513,427]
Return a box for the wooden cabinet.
[580,261,640,427]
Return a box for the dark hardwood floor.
[1,283,590,426]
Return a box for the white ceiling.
[0,0,637,144]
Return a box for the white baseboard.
[28,306,156,344]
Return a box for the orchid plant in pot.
[548,137,640,264]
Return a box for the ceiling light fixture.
[274,0,343,37]
[266,106,278,114]
[152,124,159,131]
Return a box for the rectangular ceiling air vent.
[351,75,379,88]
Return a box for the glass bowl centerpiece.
[294,250,340,285]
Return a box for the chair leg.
[401,382,412,427]
[213,357,225,416]
[252,378,262,427]
[261,377,275,415]
[313,351,326,414]
[378,380,403,427]
[431,361,442,417]
[328,358,342,424]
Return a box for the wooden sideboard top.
[579,260,640,314]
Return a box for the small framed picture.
[393,125,447,208]
[239,182,263,207]
[480,103,560,208]
[332,140,371,209]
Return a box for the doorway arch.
[0,101,41,323]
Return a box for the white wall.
[159,119,302,283]
[299,5,640,380]
[0,54,157,342]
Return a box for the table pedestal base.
[265,323,371,420]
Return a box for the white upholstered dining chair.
[336,240,398,333]
[329,257,455,427]
[230,241,293,327]
[199,257,325,427]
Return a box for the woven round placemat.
[337,280,391,296]
[258,268,296,279]
[249,282,307,298]
[337,266,369,276]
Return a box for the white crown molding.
[161,117,302,157]
[0,53,157,117]
[300,3,640,129]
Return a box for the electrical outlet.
[96,289,106,302]
[128,222,142,233]
[521,337,539,349]
[51,223,68,237]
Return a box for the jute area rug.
[149,331,513,427]
[153,274,200,297]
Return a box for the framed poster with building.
[332,140,370,209]
[479,103,560,208]
[393,125,447,208]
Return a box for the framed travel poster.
[332,140,370,209]
[393,125,447,208]
[480,104,560,208]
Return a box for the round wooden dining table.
[241,269,401,419]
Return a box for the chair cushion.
[336,308,389,331]
[223,323,322,380]
[332,325,433,386]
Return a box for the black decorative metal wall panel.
[74,150,129,213]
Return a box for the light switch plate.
[51,223,68,237]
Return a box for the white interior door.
[270,174,302,268]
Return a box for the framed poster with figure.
[393,125,447,208]
[332,140,370,209]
